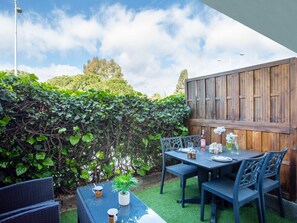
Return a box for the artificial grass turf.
[61,208,77,223]
[61,178,295,223]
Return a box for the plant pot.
[118,191,130,206]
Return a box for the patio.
[1,55,297,223]
[60,175,296,223]
[1,0,297,222]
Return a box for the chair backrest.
[182,135,200,148]
[234,156,265,197]
[160,137,183,167]
[0,177,54,214]
[259,148,288,181]
[160,137,183,153]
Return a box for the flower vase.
[231,141,239,155]
[226,142,232,151]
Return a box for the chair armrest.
[0,200,54,220]
[0,177,54,214]
[0,201,60,223]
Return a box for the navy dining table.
[165,146,263,223]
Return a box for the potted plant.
[112,174,139,206]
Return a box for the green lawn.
[61,178,295,223]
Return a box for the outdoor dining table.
[165,146,263,223]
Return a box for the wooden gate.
[186,57,297,200]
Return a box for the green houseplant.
[112,174,139,206]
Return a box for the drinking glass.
[187,142,193,149]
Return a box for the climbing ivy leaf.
[82,133,94,143]
[36,152,46,160]
[16,163,28,176]
[70,136,80,145]
[42,158,54,166]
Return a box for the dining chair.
[200,156,265,223]
[259,148,288,223]
[181,134,200,148]
[160,136,198,208]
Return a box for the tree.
[83,57,123,79]
[47,57,136,95]
[174,69,188,94]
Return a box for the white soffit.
[201,0,297,53]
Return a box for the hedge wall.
[0,72,190,193]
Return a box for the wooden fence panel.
[186,58,297,200]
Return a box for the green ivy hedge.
[0,72,190,193]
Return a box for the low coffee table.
[77,181,166,223]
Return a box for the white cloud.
[1,3,296,96]
[0,63,82,82]
[1,10,103,60]
[20,64,82,82]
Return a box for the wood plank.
[282,64,290,124]
[270,65,283,123]
[204,126,211,145]
[246,71,254,121]
[289,59,297,128]
[226,75,233,120]
[246,130,254,150]
[206,78,215,119]
[222,76,227,120]
[232,73,240,121]
[253,131,262,152]
[289,129,297,201]
[269,132,279,151]
[254,69,262,122]
[239,72,246,121]
[198,79,206,119]
[188,119,290,134]
[262,67,270,122]
[215,76,226,120]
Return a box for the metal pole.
[14,0,17,76]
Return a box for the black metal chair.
[181,135,200,148]
[0,201,60,223]
[259,148,288,223]
[0,177,60,222]
[200,156,265,223]
[160,136,198,208]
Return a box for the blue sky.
[1,0,296,96]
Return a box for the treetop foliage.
[83,57,123,79]
[47,57,136,95]
[175,69,188,94]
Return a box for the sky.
[1,0,297,96]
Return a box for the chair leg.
[181,178,186,208]
[200,188,205,221]
[256,197,263,223]
[179,178,187,188]
[260,191,266,223]
[233,202,240,223]
[160,170,166,194]
[277,187,285,218]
